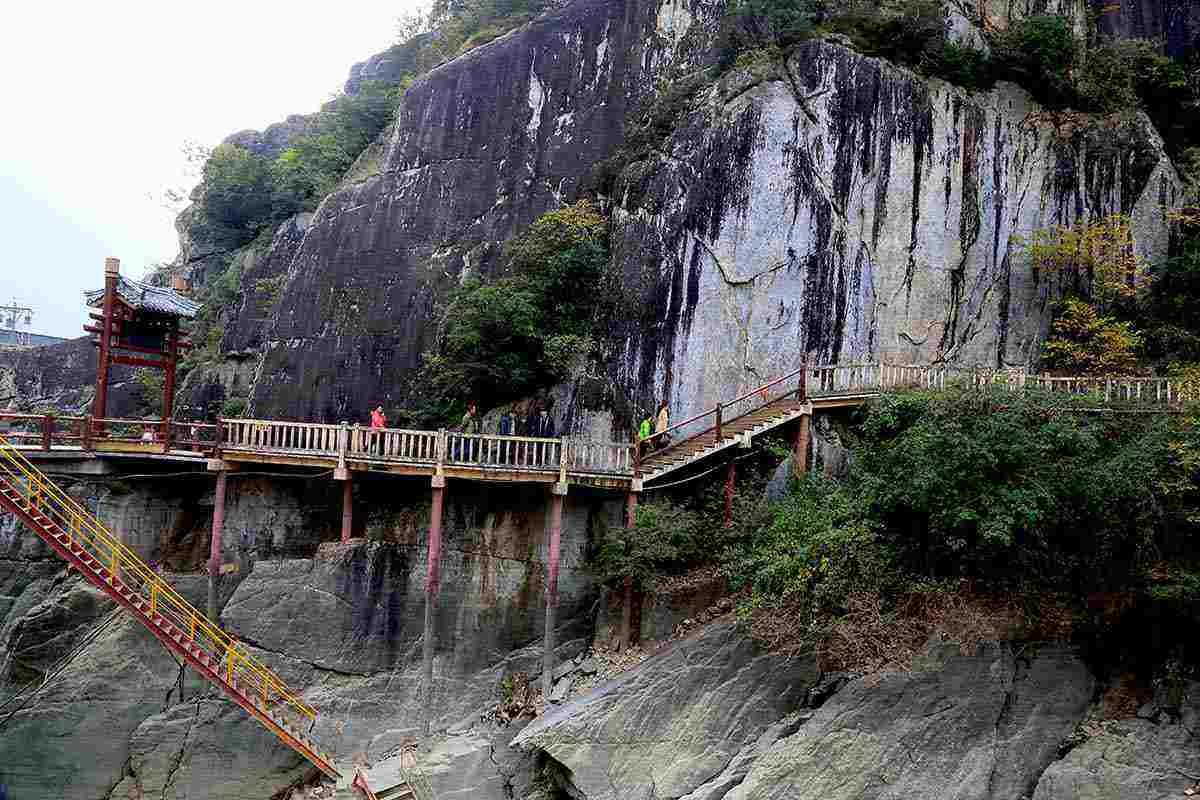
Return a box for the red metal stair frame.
[0,440,340,779]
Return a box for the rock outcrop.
[230,0,1178,434]
[513,626,1105,800]
[0,469,616,799]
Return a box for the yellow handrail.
[0,433,316,722]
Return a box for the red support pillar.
[542,484,566,699]
[162,321,178,446]
[423,475,446,734]
[724,459,736,529]
[92,258,120,427]
[620,492,638,650]
[207,468,228,622]
[340,478,354,543]
[793,413,811,481]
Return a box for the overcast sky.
[0,1,421,338]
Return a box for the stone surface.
[727,642,1093,800]
[1032,681,1200,800]
[0,467,612,798]
[512,619,820,800]
[611,41,1179,442]
[247,0,723,422]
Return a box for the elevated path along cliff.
[2,363,1192,491]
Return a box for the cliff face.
[245,0,722,421]
[229,0,1178,434]
[609,43,1177,422]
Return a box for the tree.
[725,0,819,51]
[1019,214,1148,314]
[420,201,609,422]
[198,145,275,245]
[1041,298,1142,376]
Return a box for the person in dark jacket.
[531,408,555,439]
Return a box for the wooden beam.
[110,355,167,369]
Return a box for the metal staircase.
[0,433,340,779]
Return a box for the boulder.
[728,643,1093,800]
[512,620,819,799]
[1032,681,1200,800]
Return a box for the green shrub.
[419,201,610,421]
[198,145,275,247]
[221,397,248,418]
[725,0,819,51]
[993,14,1077,107]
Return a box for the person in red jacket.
[370,406,386,429]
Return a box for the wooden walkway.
[4,363,1193,491]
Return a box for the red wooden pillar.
[207,468,228,622]
[92,258,120,426]
[724,459,736,529]
[620,492,638,650]
[340,478,353,543]
[542,484,566,699]
[41,416,52,451]
[793,413,811,480]
[422,475,446,734]
[161,320,179,446]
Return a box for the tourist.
[532,408,555,439]
[497,409,514,465]
[655,401,670,450]
[460,402,481,435]
[638,412,653,457]
[140,424,156,443]
[370,406,386,429]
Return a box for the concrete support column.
[793,413,812,480]
[340,477,353,543]
[207,468,227,622]
[541,482,567,699]
[724,460,736,529]
[422,476,446,735]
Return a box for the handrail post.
[213,417,225,459]
[82,415,94,452]
[163,418,174,454]
[559,436,568,484]
[632,429,642,478]
[337,422,349,472]
[41,415,52,451]
[715,403,723,440]
[798,358,809,402]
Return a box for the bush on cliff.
[418,201,610,422]
[195,81,399,247]
[728,387,1200,662]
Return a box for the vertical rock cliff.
[216,0,1180,433]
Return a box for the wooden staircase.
[641,397,809,485]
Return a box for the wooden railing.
[8,363,1196,480]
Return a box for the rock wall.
[0,337,139,415]
[225,0,1179,438]
[610,41,1178,430]
[511,618,1200,800]
[0,468,615,799]
[245,0,723,421]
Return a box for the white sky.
[0,1,422,338]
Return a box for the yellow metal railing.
[0,433,317,725]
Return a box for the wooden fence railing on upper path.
[2,363,1194,481]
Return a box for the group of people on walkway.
[366,401,557,438]
[364,398,671,458]
[638,401,671,456]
